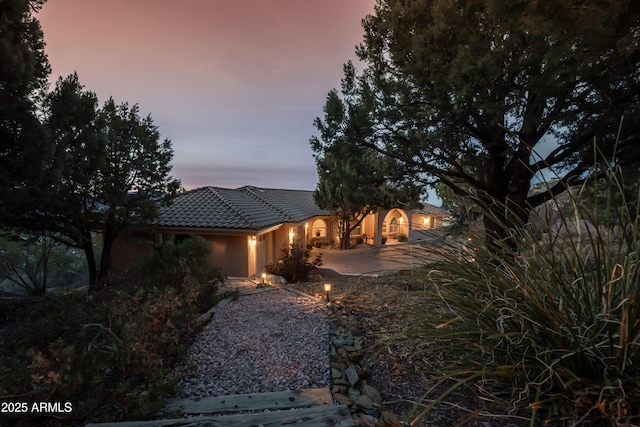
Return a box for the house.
[109,186,450,278]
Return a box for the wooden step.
[162,387,333,414]
[85,388,355,427]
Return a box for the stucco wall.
[109,230,154,272]
[205,234,249,277]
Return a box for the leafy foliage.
[0,236,226,426]
[311,62,421,249]
[41,73,105,286]
[266,243,322,283]
[329,0,640,252]
[130,236,225,294]
[23,74,181,290]
[0,0,52,226]
[0,233,86,295]
[97,98,181,281]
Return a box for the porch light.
[250,236,256,245]
[324,283,332,301]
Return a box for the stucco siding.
[206,235,248,277]
[109,231,154,272]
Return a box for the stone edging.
[284,285,402,426]
[325,301,402,427]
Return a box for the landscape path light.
[261,272,267,285]
[324,283,332,302]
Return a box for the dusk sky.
[37,0,376,191]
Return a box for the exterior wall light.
[250,236,256,245]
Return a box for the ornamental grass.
[402,161,640,426]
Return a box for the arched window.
[312,219,327,237]
[389,218,399,234]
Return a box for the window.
[390,218,399,234]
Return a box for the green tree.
[96,99,181,281]
[311,63,420,249]
[40,77,179,289]
[0,0,51,224]
[347,0,640,252]
[42,73,105,286]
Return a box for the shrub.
[355,236,364,245]
[0,236,227,426]
[399,159,640,425]
[0,234,86,296]
[130,235,225,292]
[265,243,322,283]
[396,233,408,242]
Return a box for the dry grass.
[290,273,502,427]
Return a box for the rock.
[356,366,371,381]
[333,336,354,346]
[356,414,380,426]
[355,395,373,410]
[349,351,365,363]
[195,311,212,326]
[345,364,360,385]
[360,382,382,408]
[263,273,286,285]
[381,411,402,427]
[347,386,361,402]
[361,408,379,417]
[333,393,353,406]
[331,368,343,379]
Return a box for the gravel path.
[174,286,331,397]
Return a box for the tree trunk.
[84,237,98,291]
[482,154,534,256]
[98,231,112,281]
[339,214,351,249]
[482,144,510,253]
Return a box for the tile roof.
[413,203,451,216]
[157,186,330,231]
[157,185,449,232]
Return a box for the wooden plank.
[162,387,333,414]
[85,404,354,427]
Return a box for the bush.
[0,234,87,296]
[0,236,226,426]
[130,236,224,290]
[399,160,640,425]
[265,243,322,283]
[396,233,408,242]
